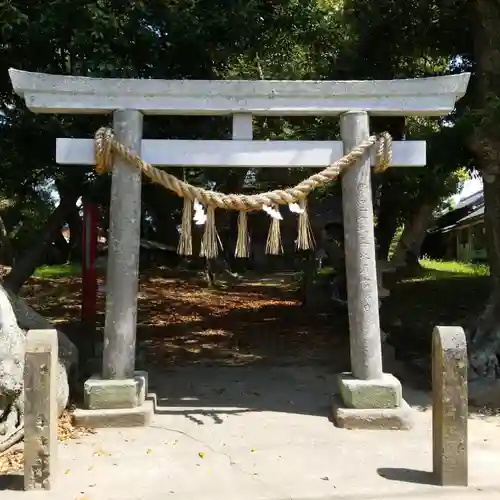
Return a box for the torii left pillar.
[79,110,151,427]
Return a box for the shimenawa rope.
[94,128,392,259]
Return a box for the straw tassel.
[296,199,315,251]
[235,211,250,258]
[177,198,193,256]
[200,205,219,259]
[265,206,283,255]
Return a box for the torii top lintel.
[9,68,470,117]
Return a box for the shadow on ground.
[0,473,23,491]
[148,364,343,420]
[377,467,436,485]
[145,362,429,422]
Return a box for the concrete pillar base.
[332,372,415,430]
[73,370,153,428]
[72,400,153,428]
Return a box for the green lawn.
[33,263,82,279]
[413,258,489,280]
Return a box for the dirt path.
[17,267,350,367]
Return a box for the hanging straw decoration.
[177,198,193,256]
[200,205,219,259]
[264,205,283,255]
[235,210,250,258]
[294,199,315,251]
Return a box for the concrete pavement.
[1,365,499,499]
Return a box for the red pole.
[81,201,98,330]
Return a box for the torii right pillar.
[332,110,412,429]
[332,106,459,430]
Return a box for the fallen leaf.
[93,448,111,457]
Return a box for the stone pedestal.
[73,370,153,428]
[332,111,413,430]
[332,374,413,430]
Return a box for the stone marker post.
[24,329,58,491]
[432,325,468,486]
[103,109,143,380]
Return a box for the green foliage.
[0,0,477,257]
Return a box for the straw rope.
[94,127,392,258]
[94,128,392,211]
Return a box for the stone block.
[84,372,148,410]
[432,326,468,487]
[338,372,402,409]
[24,329,59,491]
[331,394,414,430]
[72,400,154,428]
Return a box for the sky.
[452,175,483,204]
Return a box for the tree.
[466,1,500,394]
[340,0,473,264]
[0,0,350,289]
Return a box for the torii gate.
[9,69,470,429]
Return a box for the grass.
[31,258,489,282]
[414,258,489,280]
[33,262,82,279]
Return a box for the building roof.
[440,205,484,233]
[429,190,484,234]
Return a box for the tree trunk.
[391,201,436,271]
[52,230,71,263]
[3,190,80,294]
[371,117,406,260]
[68,207,83,263]
[0,213,14,266]
[141,185,180,246]
[468,168,500,380]
[375,206,399,261]
[467,0,500,404]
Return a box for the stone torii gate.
[9,69,470,429]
